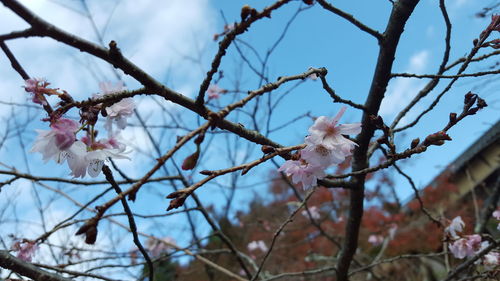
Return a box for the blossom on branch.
[278,160,326,189]
[105,97,135,131]
[301,206,321,220]
[11,240,38,262]
[368,234,384,246]
[65,140,129,178]
[448,234,482,259]
[493,209,500,230]
[483,252,500,268]
[445,216,465,238]
[28,79,132,178]
[207,84,227,100]
[278,107,360,189]
[97,82,135,132]
[305,107,361,154]
[24,78,51,105]
[31,118,79,162]
[247,240,268,252]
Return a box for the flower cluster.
[26,79,134,178]
[368,234,384,246]
[445,215,500,267]
[301,205,321,220]
[367,224,397,247]
[493,209,500,230]
[11,240,38,262]
[247,240,268,252]
[279,107,361,189]
[206,84,227,100]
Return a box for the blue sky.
[0,0,499,273]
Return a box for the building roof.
[448,119,500,174]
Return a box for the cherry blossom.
[307,73,318,81]
[305,107,361,153]
[31,118,79,162]
[207,84,227,100]
[105,97,135,130]
[99,81,126,95]
[388,224,398,240]
[96,82,135,132]
[65,140,129,178]
[301,107,361,167]
[247,240,268,252]
[300,143,346,167]
[146,237,176,257]
[278,160,326,189]
[301,206,321,220]
[368,234,384,246]
[448,234,482,259]
[493,210,500,230]
[483,252,500,268]
[24,78,50,105]
[278,107,360,189]
[493,210,500,220]
[445,216,465,238]
[11,240,38,262]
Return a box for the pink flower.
[224,23,236,33]
[483,252,500,268]
[306,107,361,150]
[493,210,500,230]
[24,78,49,105]
[368,235,384,246]
[65,141,129,178]
[302,107,361,166]
[493,210,500,220]
[247,240,268,252]
[388,224,398,240]
[300,143,346,167]
[301,206,321,220]
[99,81,126,95]
[105,98,135,130]
[51,118,80,150]
[308,73,318,81]
[278,160,326,189]
[207,84,227,100]
[445,216,465,238]
[96,82,135,131]
[146,237,176,257]
[11,241,38,262]
[449,234,482,259]
[31,118,79,162]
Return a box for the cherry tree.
[0,0,498,280]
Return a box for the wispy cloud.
[379,50,430,118]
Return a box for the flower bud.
[85,225,98,245]
[467,107,479,115]
[410,138,420,149]
[182,149,200,170]
[241,5,252,21]
[167,196,187,211]
[476,97,487,108]
[464,92,477,105]
[194,132,205,145]
[59,91,74,104]
[449,112,457,123]
[75,220,98,245]
[261,145,275,154]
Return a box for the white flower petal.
[87,159,104,177]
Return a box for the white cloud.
[409,50,429,72]
[0,0,217,108]
[379,50,430,117]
